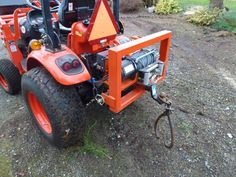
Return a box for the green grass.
[180,0,236,33]
[180,0,236,10]
[80,122,111,159]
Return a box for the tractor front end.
[68,0,172,113]
[102,31,171,113]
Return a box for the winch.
[93,48,164,86]
[121,49,161,81]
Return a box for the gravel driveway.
[0,11,235,177]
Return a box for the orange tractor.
[0,0,172,147]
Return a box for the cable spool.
[121,49,159,80]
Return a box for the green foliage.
[212,11,236,33]
[187,8,221,26]
[80,122,111,158]
[155,0,182,15]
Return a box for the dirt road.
[0,12,235,177]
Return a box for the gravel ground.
[0,11,235,177]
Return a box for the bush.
[155,0,182,15]
[120,0,144,13]
[187,8,221,26]
[212,11,236,33]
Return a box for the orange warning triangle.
[88,0,118,42]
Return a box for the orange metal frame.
[102,30,172,113]
[0,8,31,74]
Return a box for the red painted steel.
[102,31,172,113]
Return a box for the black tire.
[0,59,21,94]
[22,67,86,147]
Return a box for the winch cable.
[154,102,174,149]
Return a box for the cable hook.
[154,103,174,149]
[150,87,175,149]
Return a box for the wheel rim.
[0,74,9,91]
[27,92,52,134]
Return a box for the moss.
[0,155,13,177]
[0,140,14,177]
[178,122,193,134]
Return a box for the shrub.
[212,11,236,33]
[187,8,221,26]
[120,0,144,13]
[155,0,182,15]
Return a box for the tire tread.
[0,59,21,94]
[22,67,86,147]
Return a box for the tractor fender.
[27,46,91,86]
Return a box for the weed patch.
[80,122,111,159]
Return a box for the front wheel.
[22,67,86,147]
[0,59,21,94]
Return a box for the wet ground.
[0,12,235,177]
